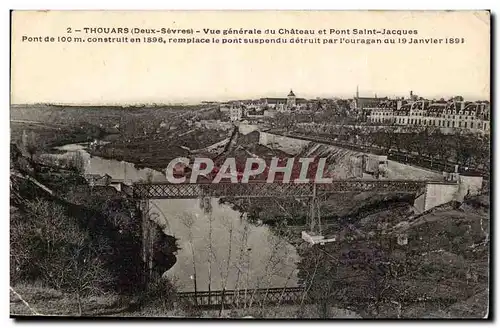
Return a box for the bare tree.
[67,151,86,175]
[61,234,113,315]
[207,210,213,301]
[214,216,235,316]
[145,171,154,184]
[21,130,38,161]
[15,200,114,316]
[233,214,251,308]
[180,213,199,299]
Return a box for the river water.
[50,143,300,292]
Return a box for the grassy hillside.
[10,147,178,317]
[296,194,489,318]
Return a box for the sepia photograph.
[9,10,491,319]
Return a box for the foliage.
[21,130,38,160]
[138,277,177,312]
[66,151,87,174]
[11,179,179,314]
[296,199,489,318]
[289,125,489,172]
[10,199,115,315]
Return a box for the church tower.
[287,89,296,108]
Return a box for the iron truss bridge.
[122,180,452,199]
[177,286,309,309]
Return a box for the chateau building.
[222,90,309,121]
[259,90,307,111]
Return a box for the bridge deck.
[124,180,453,199]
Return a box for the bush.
[10,199,115,315]
[11,176,180,315]
[66,151,86,174]
[138,278,177,312]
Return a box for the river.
[50,143,300,292]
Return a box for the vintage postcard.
[10,10,490,319]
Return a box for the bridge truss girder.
[127,180,428,200]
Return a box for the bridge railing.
[177,287,308,308]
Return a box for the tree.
[392,132,408,153]
[410,129,430,158]
[12,199,115,315]
[297,245,343,318]
[296,199,489,318]
[21,130,38,161]
[274,113,296,131]
[180,213,199,301]
[68,151,87,175]
[140,277,177,313]
[474,136,490,170]
[429,130,448,162]
[453,132,477,168]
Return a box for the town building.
[229,105,243,122]
[367,98,490,134]
[245,107,277,119]
[364,99,399,125]
[351,86,389,110]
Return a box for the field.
[10,104,201,127]
[11,104,227,170]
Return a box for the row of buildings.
[218,88,490,134]
[354,90,490,134]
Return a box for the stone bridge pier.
[413,174,484,213]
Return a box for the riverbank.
[11,121,107,151]
[11,103,226,171]
[10,142,180,317]
[89,126,230,171]
[10,283,364,318]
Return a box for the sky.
[11,11,490,104]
